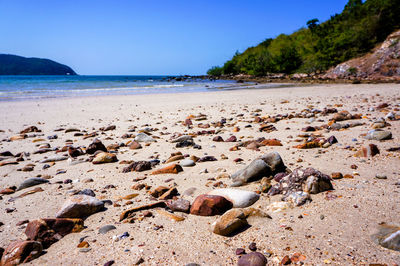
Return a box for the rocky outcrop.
[324,30,400,81]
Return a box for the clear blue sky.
[0,0,349,75]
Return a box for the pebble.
[99,225,117,234]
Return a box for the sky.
[0,0,350,75]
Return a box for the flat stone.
[211,208,248,236]
[99,225,116,234]
[190,194,232,216]
[92,152,118,164]
[134,133,155,143]
[237,252,267,266]
[179,159,195,167]
[0,241,42,265]
[56,195,105,218]
[17,177,49,191]
[364,130,392,141]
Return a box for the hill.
[207,0,400,78]
[0,54,77,75]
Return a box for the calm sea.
[0,75,236,101]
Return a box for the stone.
[171,135,193,143]
[268,168,333,198]
[331,172,343,179]
[212,208,248,236]
[149,186,170,198]
[198,156,217,162]
[134,133,155,143]
[129,141,142,150]
[285,191,311,206]
[77,189,96,197]
[260,139,282,146]
[56,195,105,218]
[190,194,232,216]
[159,187,178,200]
[17,177,49,191]
[231,152,286,186]
[225,136,237,142]
[119,201,166,221]
[151,164,183,175]
[99,225,116,234]
[0,241,42,265]
[166,155,185,163]
[0,160,19,167]
[122,161,152,172]
[281,255,291,265]
[20,126,41,134]
[0,188,15,195]
[237,252,267,266]
[86,139,107,154]
[266,201,291,213]
[156,209,185,222]
[364,130,392,141]
[68,146,84,157]
[213,136,224,142]
[372,223,400,251]
[25,218,84,248]
[92,152,118,164]
[179,159,195,167]
[39,156,68,163]
[354,144,380,157]
[166,199,190,213]
[207,188,259,208]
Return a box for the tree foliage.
[208,0,400,76]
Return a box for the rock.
[212,208,248,236]
[0,187,15,195]
[92,152,118,164]
[134,133,155,143]
[39,156,68,163]
[68,147,84,157]
[231,160,270,187]
[0,241,42,265]
[20,126,41,134]
[17,177,49,191]
[151,164,183,175]
[260,139,282,146]
[327,135,338,144]
[372,223,400,251]
[122,161,152,172]
[156,209,185,222]
[232,152,286,186]
[285,191,311,206]
[331,172,343,179]
[354,144,380,157]
[77,189,96,197]
[179,159,195,167]
[198,156,217,162]
[10,134,27,141]
[159,187,178,200]
[119,201,166,221]
[190,194,232,216]
[207,188,259,208]
[268,168,333,198]
[99,225,116,234]
[129,141,142,150]
[171,135,193,143]
[56,195,105,218]
[0,151,13,157]
[100,125,116,131]
[266,201,291,213]
[237,252,267,266]
[166,199,190,213]
[0,160,19,167]
[225,136,237,142]
[213,136,224,142]
[166,155,184,163]
[364,130,392,141]
[86,139,107,154]
[280,255,291,265]
[375,174,387,179]
[25,218,84,248]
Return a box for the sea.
[0,75,239,101]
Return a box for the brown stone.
[190,194,232,216]
[0,160,19,167]
[0,188,15,195]
[212,208,248,236]
[280,255,291,265]
[129,141,142,150]
[10,135,27,141]
[149,186,169,198]
[354,144,380,157]
[331,172,343,179]
[166,155,185,163]
[151,164,183,175]
[237,252,267,266]
[0,240,42,265]
[25,218,84,248]
[119,201,166,221]
[260,139,283,146]
[159,187,178,200]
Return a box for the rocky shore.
[0,84,399,265]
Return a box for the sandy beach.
[0,83,399,265]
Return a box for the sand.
[0,83,399,265]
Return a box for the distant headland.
[0,54,77,75]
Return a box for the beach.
[0,83,399,265]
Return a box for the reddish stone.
[20,126,41,134]
[129,141,142,150]
[260,139,283,146]
[0,188,15,195]
[0,240,42,265]
[280,255,291,265]
[190,194,232,216]
[225,136,237,142]
[25,218,84,248]
[354,144,380,157]
[331,172,343,179]
[151,164,183,175]
[86,138,107,154]
[149,186,169,198]
[213,136,224,142]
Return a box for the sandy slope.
[0,83,399,265]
